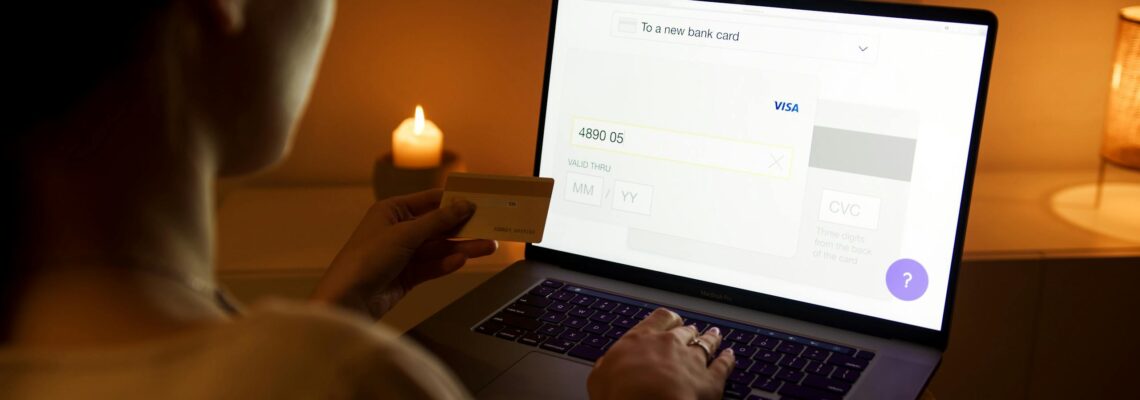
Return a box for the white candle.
[392,105,443,168]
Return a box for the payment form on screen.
[536,0,988,330]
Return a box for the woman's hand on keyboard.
[588,308,735,400]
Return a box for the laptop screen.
[534,0,990,331]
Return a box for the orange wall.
[253,0,1133,185]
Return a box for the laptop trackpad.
[477,352,592,399]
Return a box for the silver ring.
[687,336,712,363]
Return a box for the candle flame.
[414,105,425,135]
[1112,63,1122,91]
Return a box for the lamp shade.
[1103,7,1140,168]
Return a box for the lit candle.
[392,105,443,168]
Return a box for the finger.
[441,239,498,258]
[411,239,497,266]
[398,252,468,291]
[385,189,445,216]
[439,253,468,273]
[630,308,683,332]
[708,348,734,380]
[685,326,723,365]
[669,323,700,345]
[396,197,476,244]
[698,326,724,356]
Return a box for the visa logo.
[774,101,800,113]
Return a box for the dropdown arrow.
[858,45,869,52]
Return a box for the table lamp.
[1051,6,1140,243]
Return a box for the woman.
[3,1,734,398]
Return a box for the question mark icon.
[902,272,913,288]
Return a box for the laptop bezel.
[526,0,998,350]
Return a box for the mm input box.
[570,118,795,178]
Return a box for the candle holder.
[372,150,465,200]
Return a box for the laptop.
[410,0,996,399]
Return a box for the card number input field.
[570,118,795,178]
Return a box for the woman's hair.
[9,2,169,135]
[3,2,168,340]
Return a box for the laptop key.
[775,368,805,383]
[495,327,525,341]
[551,291,577,302]
[719,340,736,352]
[634,309,652,320]
[590,312,618,323]
[801,347,831,361]
[614,304,640,317]
[777,342,805,356]
[529,286,556,297]
[584,322,610,335]
[567,344,606,362]
[729,370,758,385]
[754,337,780,349]
[541,280,564,289]
[778,356,808,370]
[590,299,619,311]
[723,383,749,399]
[732,344,759,358]
[826,354,869,370]
[518,333,549,347]
[539,312,567,324]
[493,313,541,331]
[583,334,611,348]
[832,367,862,382]
[802,374,852,395]
[734,357,755,372]
[604,328,626,340]
[729,331,757,344]
[804,361,836,377]
[613,317,637,329]
[778,383,842,400]
[569,307,595,318]
[475,321,504,335]
[563,317,588,330]
[756,349,782,364]
[538,324,566,337]
[559,329,586,341]
[855,350,876,360]
[540,339,575,354]
[685,319,709,332]
[748,362,779,377]
[745,395,775,400]
[571,295,597,307]
[547,302,571,313]
[750,376,782,392]
[517,294,552,308]
[504,303,545,318]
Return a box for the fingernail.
[450,197,475,215]
[724,348,734,357]
[708,327,720,336]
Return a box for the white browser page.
[536,0,989,330]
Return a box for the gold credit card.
[441,173,555,243]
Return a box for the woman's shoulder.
[0,299,470,399]
[237,298,402,346]
[229,299,470,399]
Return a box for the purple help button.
[886,259,928,301]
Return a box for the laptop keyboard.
[472,279,875,400]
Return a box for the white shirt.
[0,300,470,399]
